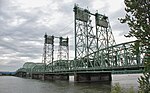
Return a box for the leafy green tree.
[120,0,150,92]
[138,73,150,93]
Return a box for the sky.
[0,0,136,72]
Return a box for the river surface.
[0,74,142,93]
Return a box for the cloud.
[0,0,47,71]
[0,59,24,71]
[0,0,132,71]
[108,8,130,36]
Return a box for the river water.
[0,74,142,93]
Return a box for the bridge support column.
[40,74,45,80]
[74,72,112,82]
[26,73,32,78]
[44,74,54,80]
[16,72,26,77]
[53,74,69,80]
[31,74,45,80]
[44,74,69,81]
[32,74,40,79]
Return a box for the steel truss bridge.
[17,40,144,75]
[16,5,145,78]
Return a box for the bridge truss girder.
[73,41,144,71]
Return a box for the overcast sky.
[0,0,135,71]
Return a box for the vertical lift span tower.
[42,34,54,71]
[74,5,116,82]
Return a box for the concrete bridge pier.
[26,73,32,78]
[32,74,40,79]
[53,74,69,80]
[74,72,112,82]
[39,74,45,80]
[16,72,26,78]
[31,74,45,80]
[43,74,69,81]
[44,74,54,80]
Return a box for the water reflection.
[47,80,111,93]
[73,82,111,93]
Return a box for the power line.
[59,21,74,32]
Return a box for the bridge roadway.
[16,40,145,82]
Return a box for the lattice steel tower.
[95,13,116,49]
[42,34,54,65]
[74,5,116,62]
[57,37,69,61]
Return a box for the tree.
[120,0,150,92]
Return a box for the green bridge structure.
[16,5,146,82]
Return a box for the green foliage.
[120,0,150,41]
[111,83,123,93]
[120,0,150,54]
[128,86,134,93]
[138,73,150,93]
[120,0,150,92]
[111,83,135,93]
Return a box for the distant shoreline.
[0,72,16,76]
